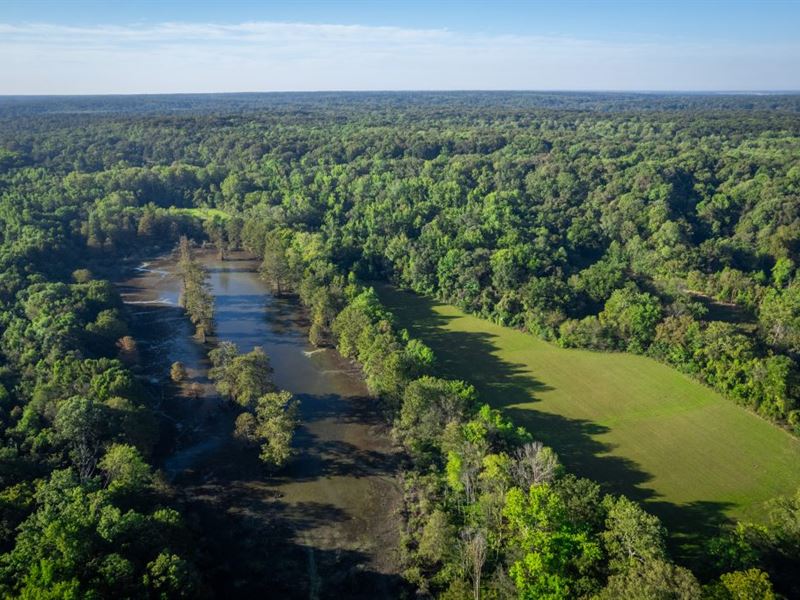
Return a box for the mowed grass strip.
[377,285,800,539]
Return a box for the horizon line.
[2,89,800,98]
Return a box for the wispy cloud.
[1,20,798,93]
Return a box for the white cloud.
[1,20,798,93]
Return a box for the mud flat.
[119,250,404,598]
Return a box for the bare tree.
[459,439,488,505]
[460,528,488,600]
[170,360,187,383]
[54,397,103,482]
[116,335,139,365]
[461,462,480,506]
[511,441,560,489]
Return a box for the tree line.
[0,263,203,596]
[177,235,214,342]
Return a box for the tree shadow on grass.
[379,285,736,562]
[649,499,735,566]
[380,287,651,484]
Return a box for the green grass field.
[377,285,800,553]
[169,207,230,220]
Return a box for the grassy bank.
[377,285,800,552]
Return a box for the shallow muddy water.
[118,250,403,598]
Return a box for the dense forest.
[1,92,799,598]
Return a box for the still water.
[118,250,402,598]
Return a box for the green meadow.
[378,285,800,552]
[169,206,231,220]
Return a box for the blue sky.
[1,0,799,93]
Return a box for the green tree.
[234,391,299,468]
[708,569,775,600]
[204,216,228,260]
[598,558,701,599]
[209,344,274,408]
[142,552,200,599]
[177,236,214,341]
[260,230,293,295]
[98,443,151,494]
[502,484,602,599]
[772,258,794,288]
[759,281,800,353]
[417,509,456,564]
[253,391,299,467]
[599,286,663,352]
[602,495,667,570]
[397,377,477,456]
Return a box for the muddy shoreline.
[117,248,405,598]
